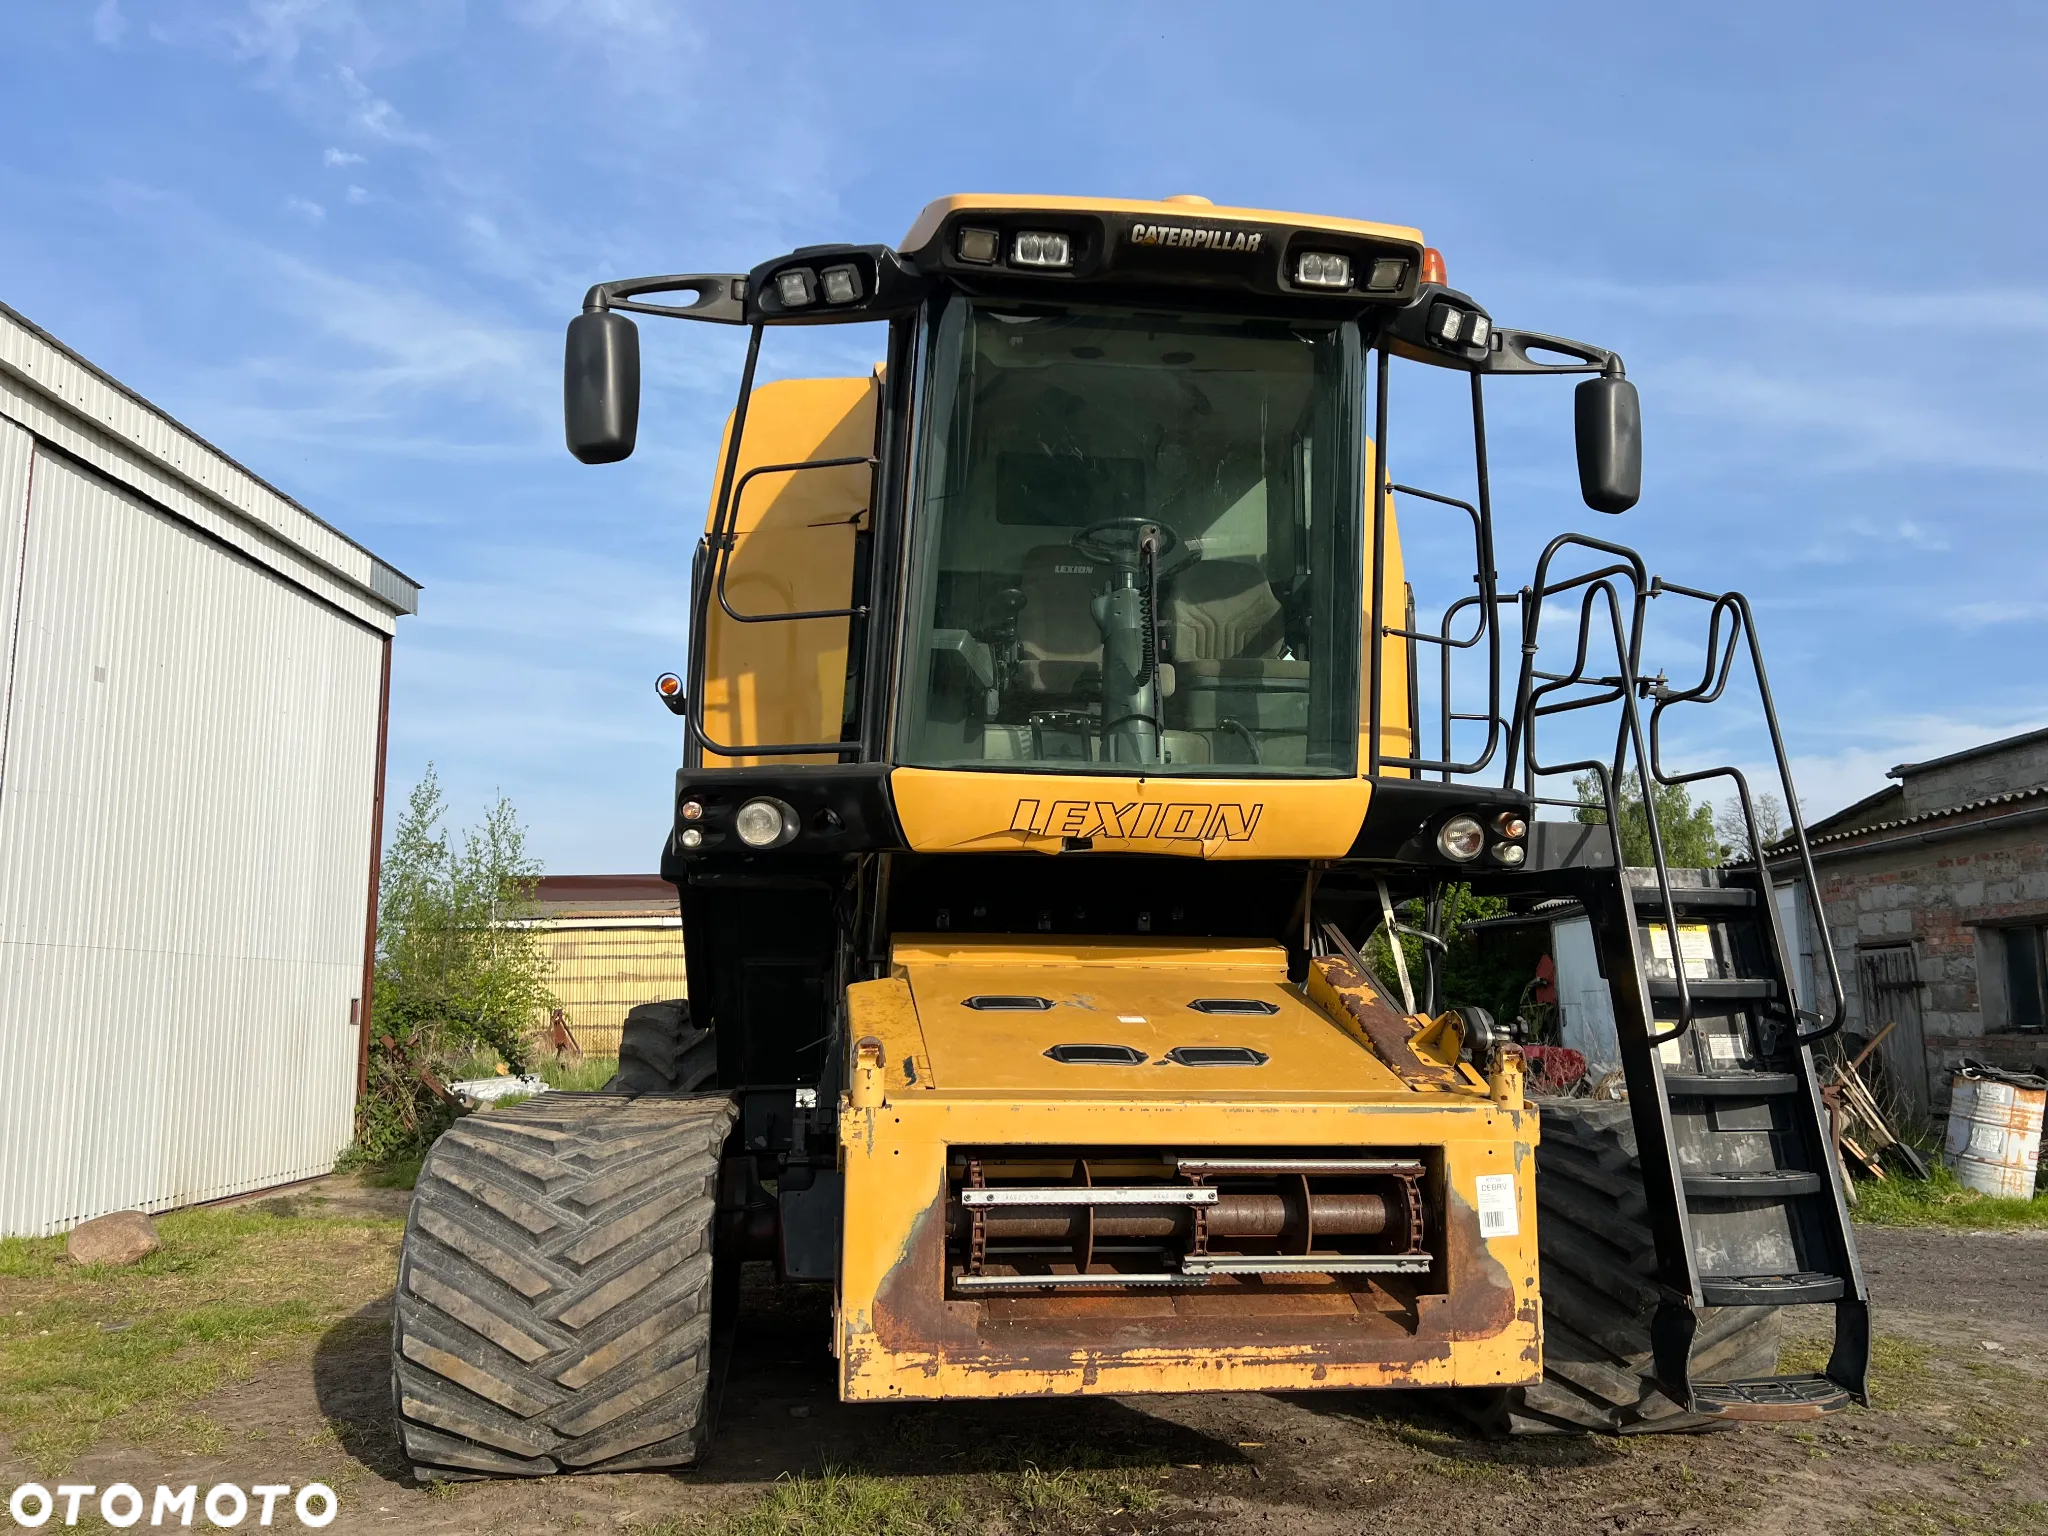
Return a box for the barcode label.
[1475,1174,1518,1238]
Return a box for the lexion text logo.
[7,1482,336,1529]
[1011,798,1263,842]
[1127,223,1263,253]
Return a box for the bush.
[341,766,555,1168]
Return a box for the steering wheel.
[1071,516,1182,569]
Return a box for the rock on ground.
[66,1209,160,1266]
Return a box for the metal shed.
[0,302,418,1237]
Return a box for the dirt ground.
[7,1178,2045,1536]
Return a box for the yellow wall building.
[526,876,687,1058]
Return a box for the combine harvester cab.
[389,193,1868,1480]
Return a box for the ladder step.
[1663,1070,1799,1098]
[1699,1271,1845,1306]
[1645,977,1778,1003]
[1683,1169,1824,1200]
[1630,886,1758,912]
[1690,1373,1852,1421]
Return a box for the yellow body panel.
[887,770,1374,858]
[834,937,1542,1403]
[1373,469,1416,775]
[700,375,875,765]
[889,937,1411,1096]
[901,193,1425,254]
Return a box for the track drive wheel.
[1476,1098,1782,1435]
[606,999,716,1094]
[393,1091,736,1479]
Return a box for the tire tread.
[393,1091,736,1480]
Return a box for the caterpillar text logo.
[1010,798,1264,842]
[1127,223,1264,253]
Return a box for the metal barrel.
[1944,1066,2046,1199]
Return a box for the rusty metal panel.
[0,451,384,1236]
[532,922,690,1057]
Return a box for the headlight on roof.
[1294,251,1352,289]
[775,267,817,307]
[1010,231,1072,269]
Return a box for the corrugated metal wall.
[0,448,382,1236]
[538,924,690,1058]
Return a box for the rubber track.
[1480,1098,1781,1435]
[608,1000,716,1095]
[393,1091,737,1479]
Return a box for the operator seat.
[1164,559,1288,665]
[1014,544,1103,697]
[1163,560,1309,760]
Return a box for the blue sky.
[2,2,2044,869]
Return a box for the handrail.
[685,323,869,765]
[1372,368,1508,778]
[1512,535,1696,1043]
[1642,580,1849,1043]
[712,454,878,624]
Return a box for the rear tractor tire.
[606,999,716,1094]
[1475,1098,1782,1435]
[392,1091,737,1479]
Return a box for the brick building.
[1771,727,2048,1123]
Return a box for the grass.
[651,1456,1162,1536]
[0,1205,403,1474]
[1854,1163,2048,1230]
[539,1054,620,1092]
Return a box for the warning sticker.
[1475,1174,1519,1239]
[1643,923,1717,980]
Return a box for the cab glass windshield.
[897,298,1362,775]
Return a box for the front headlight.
[735,798,787,849]
[1437,815,1485,862]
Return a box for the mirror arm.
[1479,327,1622,378]
[582,274,750,325]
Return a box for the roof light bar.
[1010,230,1072,269]
[774,267,817,308]
[1293,250,1351,290]
[819,264,863,304]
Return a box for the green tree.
[1574,769,1720,868]
[346,766,555,1164]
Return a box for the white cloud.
[323,146,365,167]
[336,63,429,146]
[91,1,127,46]
[1949,600,2048,628]
[345,184,371,204]
[283,194,325,222]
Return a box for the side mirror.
[1574,373,1641,513]
[564,310,641,464]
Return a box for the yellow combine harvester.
[390,193,1869,1477]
